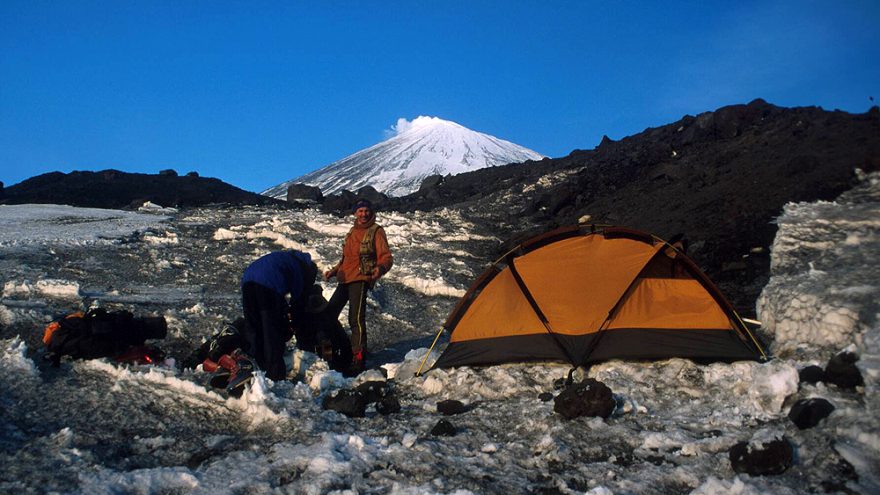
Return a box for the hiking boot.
[345,349,366,376]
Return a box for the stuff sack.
[182,318,245,370]
[43,308,167,365]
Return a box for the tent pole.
[416,327,445,376]
[505,254,579,367]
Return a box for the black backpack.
[43,308,167,365]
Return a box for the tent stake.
[416,327,445,376]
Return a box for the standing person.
[323,199,393,373]
[240,249,318,381]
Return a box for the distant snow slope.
[263,116,545,198]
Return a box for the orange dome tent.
[424,225,766,372]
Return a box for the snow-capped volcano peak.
[263,116,545,198]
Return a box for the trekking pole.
[416,327,445,376]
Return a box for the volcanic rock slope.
[391,100,880,313]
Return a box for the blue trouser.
[241,282,289,380]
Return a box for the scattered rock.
[431,419,457,436]
[437,399,468,416]
[824,352,864,390]
[729,437,794,475]
[376,395,401,415]
[418,174,444,193]
[322,389,367,418]
[788,398,835,429]
[287,183,323,203]
[553,379,615,419]
[799,365,825,385]
[322,189,357,212]
[185,171,199,177]
[159,169,178,177]
[356,381,393,403]
[353,185,389,209]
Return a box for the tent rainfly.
[425,225,767,372]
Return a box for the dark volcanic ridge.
[305,99,880,313]
[0,169,281,209]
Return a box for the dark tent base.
[432,328,761,370]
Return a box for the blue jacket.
[241,251,313,301]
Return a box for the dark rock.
[159,169,178,177]
[287,183,323,203]
[355,381,393,403]
[437,399,468,416]
[798,365,825,385]
[789,398,835,429]
[185,171,199,177]
[824,352,864,390]
[418,174,444,193]
[538,392,554,402]
[321,389,367,418]
[431,419,457,436]
[0,180,4,198]
[729,437,794,475]
[548,187,577,215]
[376,395,401,415]
[322,190,357,213]
[553,379,615,419]
[354,186,389,209]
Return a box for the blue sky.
[2,1,878,193]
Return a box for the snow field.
[1,172,878,493]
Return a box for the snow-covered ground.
[1,172,878,494]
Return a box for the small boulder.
[418,174,444,193]
[788,398,835,430]
[376,395,401,415]
[431,419,457,437]
[322,389,367,418]
[437,399,468,416]
[553,379,615,419]
[185,171,199,177]
[159,169,178,177]
[287,183,323,203]
[824,352,864,390]
[355,380,393,403]
[729,437,794,475]
[322,190,357,213]
[798,365,825,386]
[538,392,554,402]
[353,186,389,209]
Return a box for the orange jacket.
[332,221,393,284]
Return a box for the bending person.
[323,199,393,373]
[241,249,318,380]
